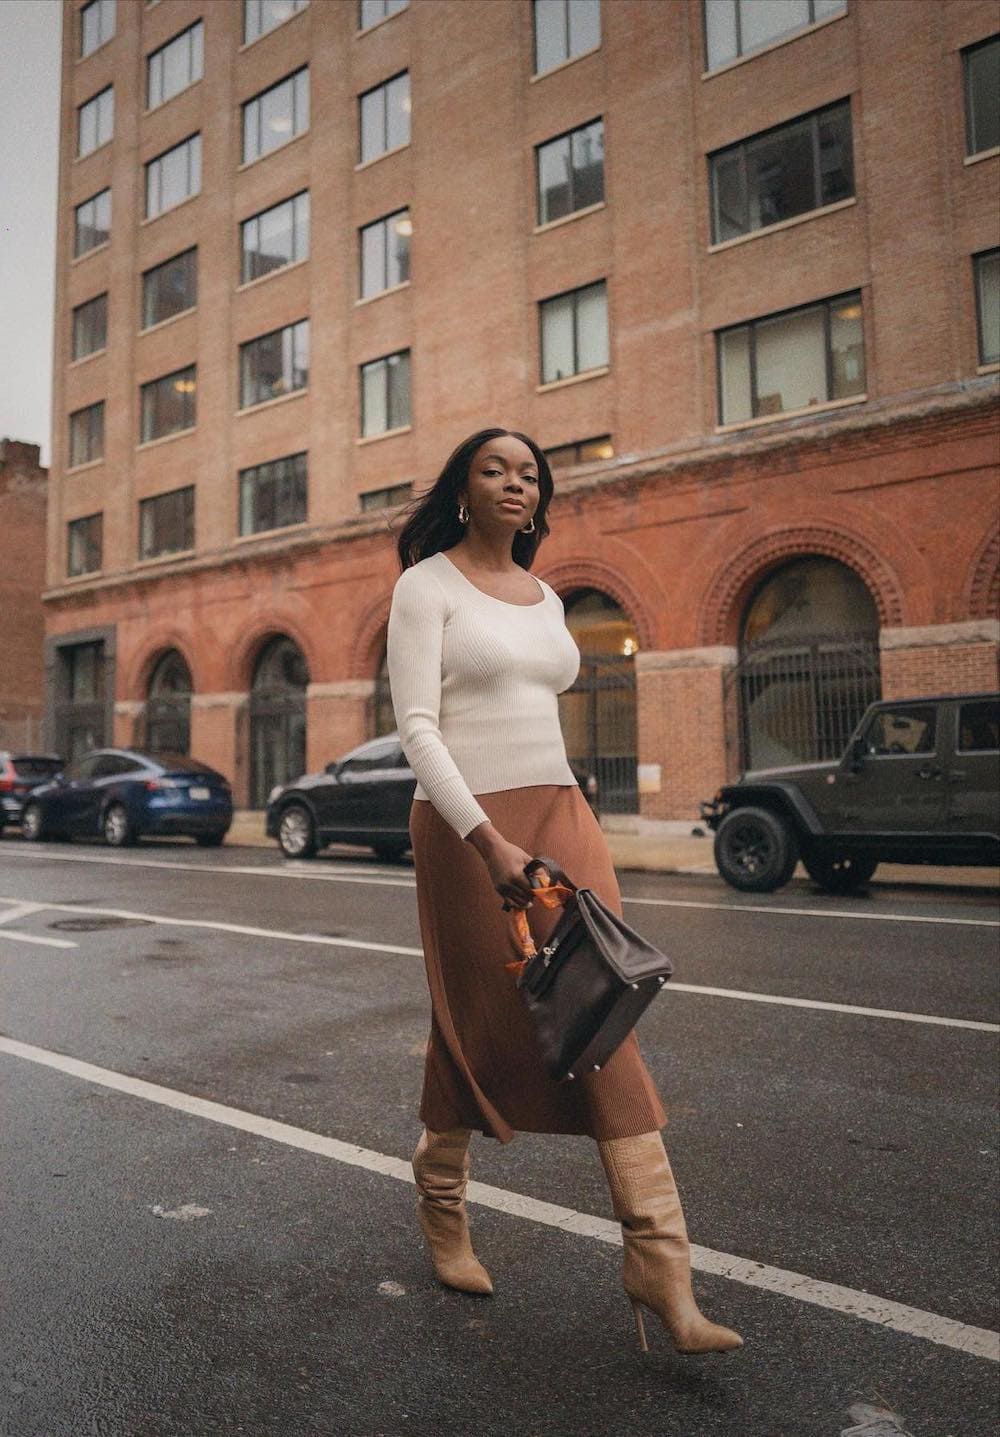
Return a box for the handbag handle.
[505,856,577,972]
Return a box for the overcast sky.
[0,1,61,467]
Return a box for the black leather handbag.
[505,857,673,1083]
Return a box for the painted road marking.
[1,1033,996,1364]
[2,844,997,927]
[1,896,995,1034]
[0,901,46,925]
[0,930,79,949]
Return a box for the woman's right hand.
[466,823,536,910]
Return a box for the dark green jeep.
[702,692,1000,893]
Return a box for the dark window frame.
[538,279,609,384]
[360,481,412,512]
[358,0,408,31]
[139,485,195,560]
[962,34,1000,157]
[358,207,411,298]
[80,0,116,58]
[545,434,613,468]
[77,85,114,158]
[703,0,846,71]
[360,349,411,436]
[240,191,310,285]
[141,247,198,330]
[67,512,103,578]
[69,401,105,468]
[140,365,197,444]
[71,292,108,361]
[241,67,310,166]
[74,188,111,258]
[974,248,1000,367]
[146,20,204,111]
[532,0,602,76]
[238,451,309,536]
[238,319,310,409]
[144,133,202,219]
[243,0,309,46]
[358,70,410,164]
[535,116,605,226]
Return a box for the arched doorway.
[561,590,639,813]
[249,636,309,808]
[734,557,881,770]
[145,650,192,754]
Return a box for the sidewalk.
[226,811,1000,888]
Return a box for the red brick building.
[1,440,49,751]
[47,0,999,814]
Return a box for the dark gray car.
[702,692,1000,893]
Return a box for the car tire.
[195,832,226,848]
[21,803,47,842]
[373,842,408,864]
[714,806,799,893]
[277,802,317,859]
[103,803,136,848]
[802,849,878,894]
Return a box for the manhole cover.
[49,916,153,933]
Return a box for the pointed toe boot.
[412,1127,493,1295]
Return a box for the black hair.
[395,427,554,572]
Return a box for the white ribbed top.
[386,550,581,838]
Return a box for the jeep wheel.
[803,849,878,894]
[714,806,799,893]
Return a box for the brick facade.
[47,0,999,811]
[0,441,48,748]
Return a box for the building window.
[240,192,310,284]
[244,0,309,46]
[239,320,310,408]
[975,249,1000,366]
[145,134,201,219]
[80,0,116,58]
[140,486,195,560]
[360,481,412,511]
[536,118,604,226]
[533,0,600,75]
[718,291,865,425]
[359,0,408,30]
[359,209,411,299]
[74,188,111,257]
[72,293,108,360]
[69,401,104,467]
[704,0,845,71]
[242,68,309,166]
[546,435,613,468]
[239,452,308,535]
[539,280,608,383]
[361,350,411,436]
[67,513,103,577]
[964,36,1000,157]
[142,248,197,329]
[710,99,853,244]
[147,22,204,110]
[140,366,197,442]
[359,72,410,164]
[77,86,114,158]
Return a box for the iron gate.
[560,653,638,814]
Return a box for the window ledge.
[73,138,114,166]
[533,201,606,236]
[135,548,195,569]
[143,78,203,119]
[531,45,601,83]
[355,6,408,38]
[233,521,309,544]
[355,141,410,173]
[136,425,197,453]
[356,424,412,446]
[238,127,309,173]
[139,305,197,337]
[71,241,110,268]
[976,362,1000,375]
[76,37,115,64]
[66,458,105,476]
[715,392,868,434]
[235,387,308,418]
[236,256,309,293]
[68,347,107,370]
[355,280,411,307]
[65,569,103,583]
[700,9,847,80]
[707,197,857,254]
[964,146,1000,166]
[238,3,309,52]
[537,365,609,394]
[140,190,200,227]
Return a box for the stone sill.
[715,393,867,435]
[140,190,200,228]
[964,146,1000,167]
[355,140,410,173]
[235,388,308,418]
[143,78,202,120]
[72,138,113,166]
[236,257,309,294]
[71,241,110,269]
[237,128,308,174]
[238,3,309,52]
[700,9,846,80]
[707,197,857,254]
[533,202,605,236]
[68,347,106,371]
[355,424,412,446]
[530,45,600,83]
[355,7,407,39]
[65,458,105,476]
[537,366,609,394]
[355,280,410,308]
[136,426,196,453]
[139,306,197,337]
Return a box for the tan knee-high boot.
[412,1128,493,1295]
[598,1131,742,1355]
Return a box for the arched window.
[146,649,193,754]
[249,636,309,808]
[560,589,639,813]
[736,557,880,769]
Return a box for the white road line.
[1,1033,996,1364]
[2,896,995,1033]
[0,930,78,949]
[0,901,45,925]
[3,845,998,927]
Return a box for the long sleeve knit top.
[386,550,582,838]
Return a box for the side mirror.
[325,760,342,778]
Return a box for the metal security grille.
[730,633,881,771]
[560,653,638,814]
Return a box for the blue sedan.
[21,748,233,848]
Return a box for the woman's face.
[461,434,540,535]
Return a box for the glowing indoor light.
[622,637,638,657]
[173,378,196,394]
[394,216,413,236]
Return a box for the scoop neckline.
[437,551,547,608]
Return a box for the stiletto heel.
[630,1298,649,1353]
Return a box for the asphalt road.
[0,834,997,1437]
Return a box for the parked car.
[266,732,599,861]
[21,748,233,848]
[0,752,65,832]
[702,692,1000,894]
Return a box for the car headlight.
[267,785,284,805]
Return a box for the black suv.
[702,692,1000,893]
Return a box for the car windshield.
[11,757,63,779]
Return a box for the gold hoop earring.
[458,504,469,525]
[521,516,536,534]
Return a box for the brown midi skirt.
[410,784,667,1144]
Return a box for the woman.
[387,427,741,1356]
